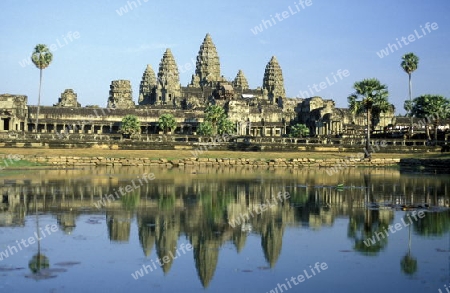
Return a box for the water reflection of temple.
[0,167,449,287]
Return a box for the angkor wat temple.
[0,34,396,138]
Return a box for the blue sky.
[1,0,449,113]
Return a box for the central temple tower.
[190,34,222,87]
[156,48,181,106]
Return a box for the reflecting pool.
[0,166,449,293]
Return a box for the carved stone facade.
[262,56,286,106]
[0,94,27,132]
[0,33,396,137]
[138,65,157,105]
[156,49,181,106]
[190,33,223,87]
[107,80,135,109]
[54,89,81,107]
[232,70,249,90]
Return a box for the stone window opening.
[1,118,10,131]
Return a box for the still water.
[0,166,449,293]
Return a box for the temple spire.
[262,56,285,104]
[232,70,249,90]
[139,64,156,105]
[191,34,221,87]
[156,49,181,105]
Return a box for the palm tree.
[158,113,177,134]
[401,53,419,137]
[348,78,389,158]
[31,44,53,133]
[204,105,226,135]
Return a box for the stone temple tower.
[139,64,157,105]
[156,49,181,106]
[232,70,249,90]
[262,56,286,105]
[107,80,135,109]
[54,89,81,107]
[190,33,222,87]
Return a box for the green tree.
[410,95,450,142]
[217,118,235,135]
[197,121,213,136]
[348,78,389,158]
[401,53,419,137]
[119,115,141,138]
[204,105,226,134]
[203,105,235,135]
[31,44,53,133]
[158,113,177,134]
[290,123,310,138]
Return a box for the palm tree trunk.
[35,69,43,133]
[407,223,411,254]
[408,73,413,138]
[434,121,439,144]
[35,195,41,254]
[366,109,371,158]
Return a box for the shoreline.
[0,149,449,171]
[2,155,449,172]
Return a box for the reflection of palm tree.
[29,195,49,274]
[347,173,392,255]
[348,209,392,255]
[28,253,49,274]
[400,223,417,275]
